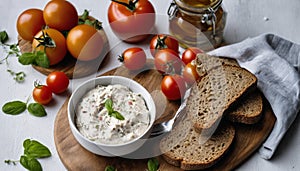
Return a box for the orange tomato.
[32,28,67,66]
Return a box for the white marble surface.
[0,0,299,170]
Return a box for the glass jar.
[168,0,226,50]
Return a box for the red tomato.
[181,47,204,65]
[43,0,78,31]
[118,47,147,70]
[67,24,104,61]
[150,34,179,57]
[46,71,69,94]
[161,75,186,100]
[16,9,45,41]
[183,62,200,86]
[32,28,67,65]
[33,84,53,105]
[108,0,155,43]
[154,49,183,74]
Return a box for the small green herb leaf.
[34,51,49,68]
[2,101,26,115]
[105,99,125,120]
[4,159,18,165]
[148,158,159,171]
[111,111,125,120]
[7,69,26,83]
[27,103,47,117]
[20,155,42,171]
[19,53,36,65]
[105,165,116,171]
[18,51,49,68]
[0,30,9,43]
[23,139,52,159]
[105,99,113,113]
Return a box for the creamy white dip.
[76,84,150,145]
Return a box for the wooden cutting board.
[18,28,109,79]
[54,60,276,171]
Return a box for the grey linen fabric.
[207,33,300,159]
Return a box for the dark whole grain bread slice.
[186,65,257,133]
[226,89,263,124]
[195,53,239,78]
[160,115,235,170]
[194,53,263,125]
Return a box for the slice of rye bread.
[225,89,263,124]
[160,115,235,170]
[195,53,239,78]
[195,53,263,124]
[186,65,257,133]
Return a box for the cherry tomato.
[161,75,186,101]
[183,62,200,86]
[108,0,155,43]
[43,0,78,31]
[67,24,104,61]
[181,47,204,65]
[150,34,179,57]
[33,84,53,105]
[46,71,69,94]
[154,49,183,74]
[118,47,146,70]
[16,9,45,41]
[32,28,67,65]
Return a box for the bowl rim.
[68,75,156,147]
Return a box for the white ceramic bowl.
[68,76,156,157]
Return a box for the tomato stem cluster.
[34,30,56,49]
[155,36,168,50]
[111,0,139,11]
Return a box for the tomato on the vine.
[154,49,183,74]
[118,47,146,70]
[43,0,78,31]
[67,24,104,61]
[150,34,179,57]
[161,75,186,101]
[32,28,67,66]
[46,71,69,94]
[16,9,45,41]
[181,47,204,65]
[183,62,200,86]
[33,83,53,105]
[108,0,155,43]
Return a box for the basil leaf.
[19,53,36,65]
[105,99,113,113]
[24,139,51,158]
[2,101,26,115]
[105,165,116,171]
[27,103,47,117]
[20,155,42,171]
[23,139,31,150]
[111,111,125,120]
[147,158,159,171]
[34,51,49,68]
[0,31,8,43]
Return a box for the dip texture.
[76,84,150,144]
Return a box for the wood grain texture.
[18,28,109,79]
[54,62,276,171]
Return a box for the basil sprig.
[2,100,47,117]
[5,139,51,171]
[147,158,159,171]
[19,51,50,68]
[105,99,125,120]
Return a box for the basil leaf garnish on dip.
[105,99,125,120]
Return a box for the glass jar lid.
[174,0,222,13]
